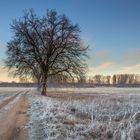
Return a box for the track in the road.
[0,90,29,140]
[11,93,28,140]
[0,91,22,110]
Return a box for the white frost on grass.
[0,88,33,102]
[28,93,140,140]
[3,94,22,110]
[47,87,140,95]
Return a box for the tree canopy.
[5,9,88,95]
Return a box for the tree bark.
[41,78,47,96]
[37,80,41,91]
[37,84,41,91]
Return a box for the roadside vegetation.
[28,89,140,140]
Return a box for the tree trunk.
[37,80,41,91]
[41,78,47,96]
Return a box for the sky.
[0,0,140,81]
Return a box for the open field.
[0,87,140,140]
[0,87,33,98]
[45,87,140,100]
[28,88,140,140]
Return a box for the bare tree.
[93,75,102,84]
[5,9,88,95]
[106,75,111,84]
[112,75,117,85]
[128,74,135,84]
[135,74,140,84]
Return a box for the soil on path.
[0,92,28,140]
[0,94,19,110]
[11,94,28,140]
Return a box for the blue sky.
[0,0,140,81]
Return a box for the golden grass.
[46,91,95,100]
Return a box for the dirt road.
[0,90,29,140]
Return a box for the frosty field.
[0,87,31,102]
[27,88,140,140]
[0,87,140,139]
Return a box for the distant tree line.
[0,82,36,87]
[47,74,140,87]
[0,74,140,88]
[88,74,140,86]
[112,74,140,85]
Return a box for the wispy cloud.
[97,62,113,69]
[87,50,113,67]
[88,62,114,76]
[116,63,140,74]
[88,47,140,76]
[124,64,140,71]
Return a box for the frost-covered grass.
[28,89,140,140]
[0,87,33,102]
[0,87,32,93]
[47,87,140,95]
[0,87,19,101]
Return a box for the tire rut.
[0,90,30,140]
[0,92,21,110]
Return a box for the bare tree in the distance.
[5,9,88,95]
